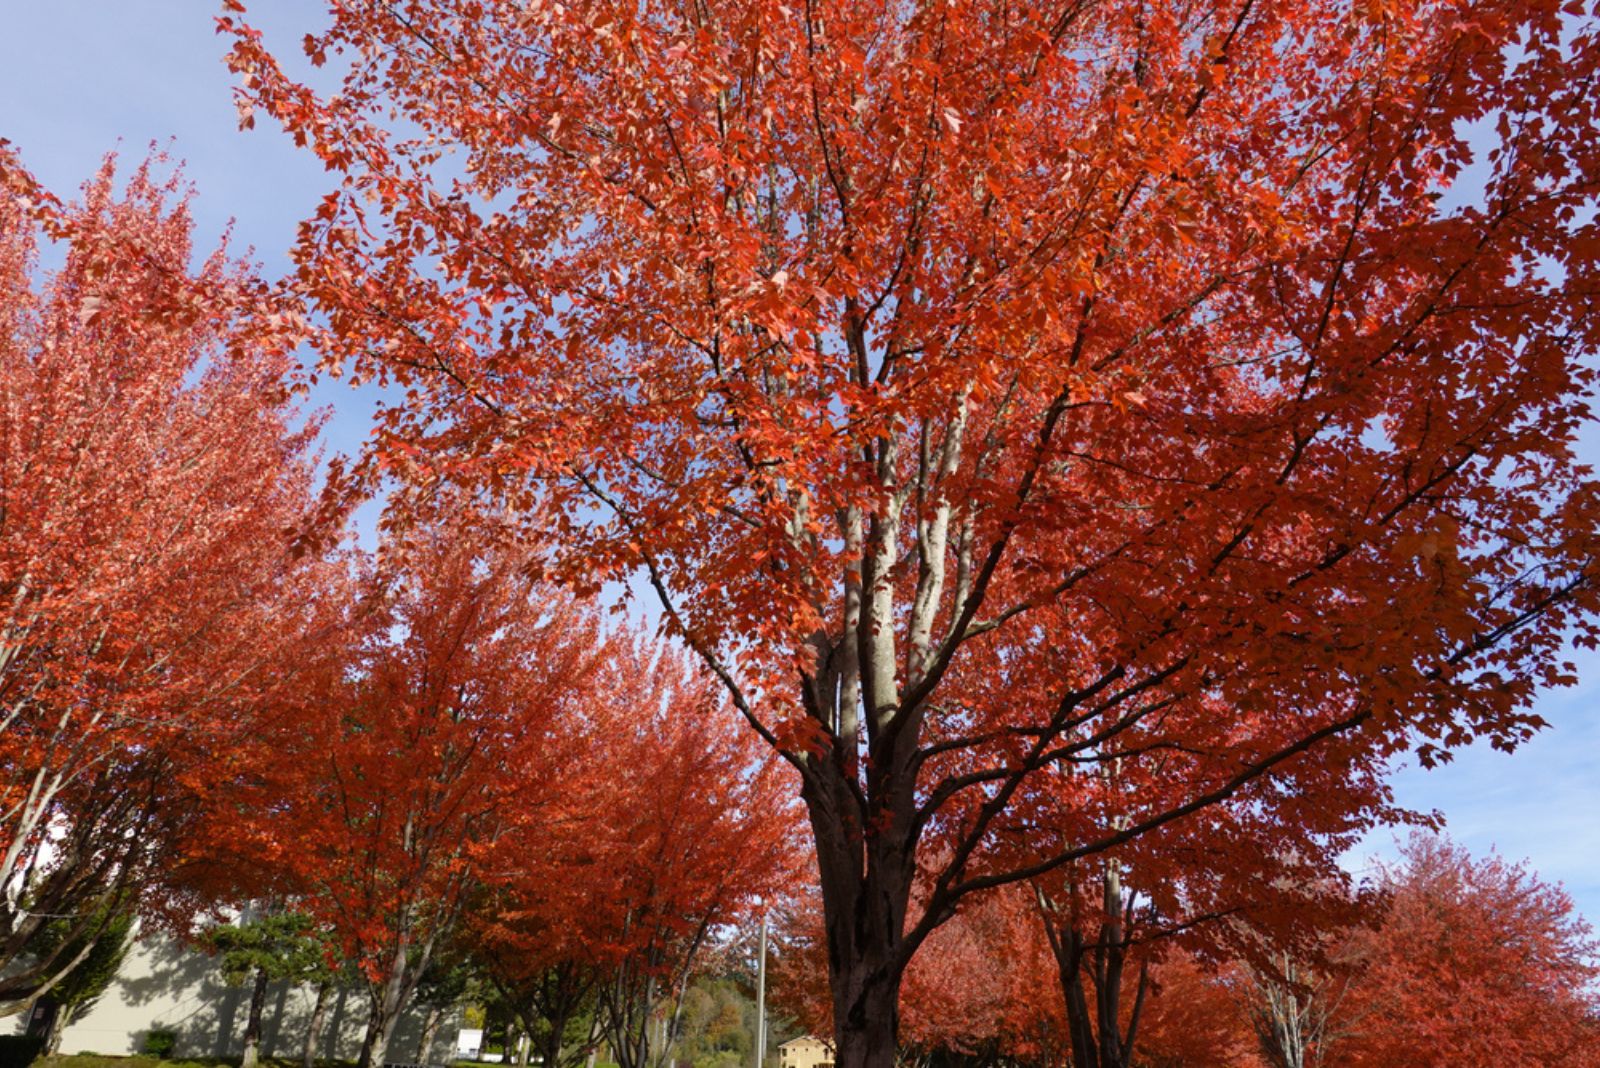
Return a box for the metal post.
[754,912,768,1068]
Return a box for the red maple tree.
[1336,834,1600,1068]
[1133,954,1263,1068]
[221,0,1600,1062]
[0,145,327,1003]
[470,637,801,1068]
[185,507,612,1068]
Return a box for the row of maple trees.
[0,151,795,1068]
[209,0,1600,1063]
[769,833,1600,1068]
[5,0,1600,1063]
[3,138,1596,1068]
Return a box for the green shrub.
[140,1031,177,1060]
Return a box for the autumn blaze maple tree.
[189,512,616,1068]
[469,639,798,1068]
[1334,834,1600,1068]
[897,881,1063,1063]
[1014,750,1379,1068]
[580,657,797,1068]
[176,502,796,1068]
[1233,833,1600,1068]
[779,872,1271,1068]
[1131,955,1263,1068]
[0,145,326,1006]
[783,834,1599,1068]
[224,0,1600,1062]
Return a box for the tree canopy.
[221,0,1600,1062]
[1,0,1598,1062]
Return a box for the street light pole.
[755,912,768,1068]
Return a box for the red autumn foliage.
[1336,834,1600,1068]
[470,640,802,1068]
[996,729,1380,1068]
[177,508,611,1068]
[236,0,1600,1060]
[780,871,1275,1068]
[1132,955,1263,1068]
[901,883,1068,1064]
[0,144,325,1000]
[169,496,802,1068]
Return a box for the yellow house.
[777,1036,834,1068]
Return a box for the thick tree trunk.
[417,1002,445,1065]
[241,966,271,1068]
[797,460,938,1068]
[360,921,438,1068]
[828,960,900,1068]
[807,764,916,1068]
[538,1016,564,1068]
[303,981,334,1068]
[1060,953,1148,1068]
[1054,932,1096,1068]
[359,995,399,1068]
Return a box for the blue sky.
[4,1,1597,922]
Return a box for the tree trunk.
[828,960,899,1068]
[516,1031,532,1068]
[1054,931,1096,1068]
[43,1003,68,1055]
[810,780,915,1068]
[1092,864,1134,1068]
[359,994,399,1068]
[539,1016,564,1068]
[360,924,435,1068]
[796,482,938,1068]
[304,981,334,1068]
[417,1002,446,1066]
[241,966,271,1068]
[526,962,593,1068]
[1252,956,1312,1068]
[1040,868,1148,1068]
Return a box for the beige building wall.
[15,928,455,1064]
[776,1036,833,1068]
